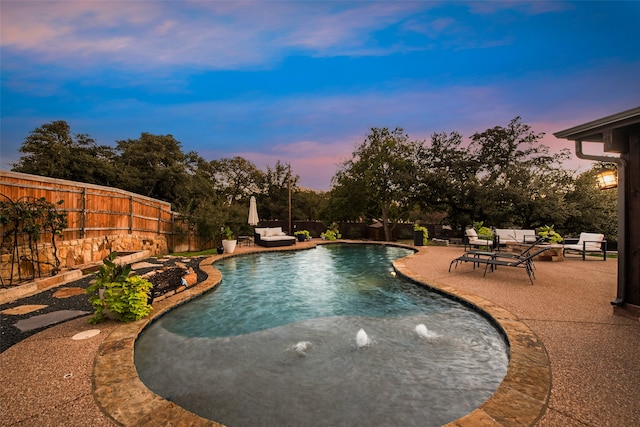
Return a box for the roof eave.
[554,106,640,141]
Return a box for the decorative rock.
[71,329,101,340]
[53,287,86,298]
[432,238,449,246]
[183,272,197,286]
[1,304,48,315]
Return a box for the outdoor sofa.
[254,227,296,247]
[494,228,537,246]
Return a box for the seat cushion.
[254,228,268,237]
[469,237,493,246]
[465,229,478,238]
[266,227,283,237]
[514,230,536,243]
[578,233,604,244]
[260,235,295,242]
[564,243,602,252]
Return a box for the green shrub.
[538,225,563,244]
[321,222,342,240]
[223,225,234,240]
[321,230,340,240]
[86,252,153,324]
[294,230,311,240]
[473,221,494,238]
[413,225,429,245]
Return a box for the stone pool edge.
[92,241,551,426]
[394,253,551,427]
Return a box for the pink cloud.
[237,138,354,191]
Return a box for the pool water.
[135,244,508,426]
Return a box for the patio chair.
[464,228,494,251]
[563,232,607,261]
[450,237,540,271]
[457,237,547,266]
[449,246,552,285]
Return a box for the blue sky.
[2,1,639,190]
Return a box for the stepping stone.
[1,304,48,315]
[72,329,101,340]
[131,261,163,270]
[14,310,90,332]
[52,287,86,298]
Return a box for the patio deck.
[0,242,638,426]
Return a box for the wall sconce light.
[595,167,617,190]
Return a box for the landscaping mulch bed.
[0,256,207,354]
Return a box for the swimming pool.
[135,244,508,426]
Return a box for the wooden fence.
[1,170,174,242]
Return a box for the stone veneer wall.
[1,234,168,284]
[58,234,168,267]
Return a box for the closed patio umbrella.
[248,196,259,226]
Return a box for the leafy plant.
[86,252,153,324]
[473,221,494,239]
[538,225,563,244]
[413,224,429,245]
[222,225,234,240]
[321,230,338,240]
[321,222,342,240]
[0,196,68,283]
[294,230,311,240]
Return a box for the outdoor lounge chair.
[449,237,542,272]
[459,237,547,265]
[563,232,607,261]
[464,228,494,251]
[449,246,552,285]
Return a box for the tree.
[295,188,329,221]
[12,120,118,185]
[257,160,299,222]
[563,164,618,240]
[115,133,195,207]
[211,156,263,203]
[330,127,420,240]
[416,131,481,231]
[415,118,574,233]
[468,117,572,227]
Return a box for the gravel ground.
[0,256,206,354]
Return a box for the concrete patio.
[1,241,638,426]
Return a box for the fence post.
[81,186,87,238]
[129,196,134,234]
[170,211,175,253]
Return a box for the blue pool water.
[136,244,508,427]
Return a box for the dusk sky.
[1,1,639,190]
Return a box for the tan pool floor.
[1,241,638,426]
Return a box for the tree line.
[10,119,617,246]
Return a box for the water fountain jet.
[415,323,438,339]
[291,341,312,356]
[356,328,370,348]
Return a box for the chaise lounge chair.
[563,232,607,261]
[449,246,552,285]
[457,237,547,265]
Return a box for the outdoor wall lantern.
[595,167,618,190]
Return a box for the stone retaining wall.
[1,234,168,285]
